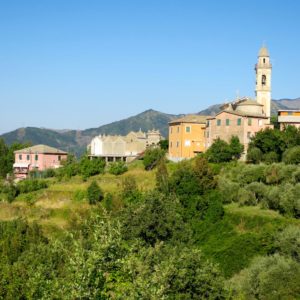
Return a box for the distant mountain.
[197,98,300,116]
[2,99,300,156]
[0,109,183,156]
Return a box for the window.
[176,141,179,148]
[177,127,180,133]
[248,118,252,126]
[58,155,61,161]
[35,154,38,161]
[237,118,242,126]
[19,154,22,160]
[170,127,173,134]
[185,126,191,133]
[185,140,191,147]
[258,119,263,126]
[27,155,30,160]
[207,120,210,127]
[247,132,251,139]
[226,119,230,126]
[170,142,172,148]
[262,75,266,85]
[263,58,266,63]
[207,131,209,138]
[217,119,221,126]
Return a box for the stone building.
[89,129,162,162]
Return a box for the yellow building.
[168,115,208,161]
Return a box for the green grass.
[0,166,156,237]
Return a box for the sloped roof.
[259,46,269,57]
[207,110,268,119]
[237,99,263,106]
[14,144,67,154]
[169,115,209,124]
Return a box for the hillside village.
[10,46,300,178]
[1,46,300,299]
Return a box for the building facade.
[205,98,271,154]
[168,115,207,161]
[278,110,300,130]
[13,144,68,179]
[89,129,162,162]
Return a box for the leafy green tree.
[229,136,244,160]
[282,146,300,164]
[143,147,165,170]
[205,138,232,163]
[121,175,140,203]
[87,180,103,205]
[229,254,300,299]
[249,128,285,159]
[246,147,263,163]
[122,191,190,246]
[275,226,300,263]
[155,158,169,194]
[80,157,105,180]
[0,139,8,178]
[158,139,169,150]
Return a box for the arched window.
[262,75,266,85]
[263,58,266,63]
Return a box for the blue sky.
[1,0,300,134]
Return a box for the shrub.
[275,226,300,263]
[237,188,257,206]
[43,168,56,178]
[282,146,300,164]
[87,180,103,205]
[218,177,240,203]
[80,157,106,180]
[108,161,128,175]
[237,164,265,185]
[17,179,48,194]
[229,254,300,299]
[246,147,263,163]
[229,136,244,160]
[245,182,267,204]
[73,189,86,202]
[263,151,279,164]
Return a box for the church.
[168,46,274,161]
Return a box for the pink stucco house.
[13,144,68,179]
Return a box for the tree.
[87,180,103,205]
[205,138,232,163]
[246,147,263,163]
[143,147,165,170]
[158,139,169,150]
[282,146,300,164]
[229,136,244,160]
[80,157,105,180]
[155,158,169,194]
[121,175,140,203]
[122,192,189,246]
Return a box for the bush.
[282,146,300,164]
[143,147,165,170]
[80,157,106,180]
[246,147,263,163]
[17,179,48,194]
[218,177,240,203]
[263,151,279,164]
[121,175,140,203]
[245,182,267,204]
[229,254,300,299]
[275,226,300,263]
[237,165,265,185]
[237,188,257,206]
[87,180,103,205]
[108,161,128,175]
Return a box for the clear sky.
[1,0,300,134]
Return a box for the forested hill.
[0,109,183,155]
[1,98,299,155]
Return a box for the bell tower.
[255,46,272,121]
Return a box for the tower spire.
[255,46,272,122]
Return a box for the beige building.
[205,98,271,154]
[168,115,207,161]
[89,129,162,162]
